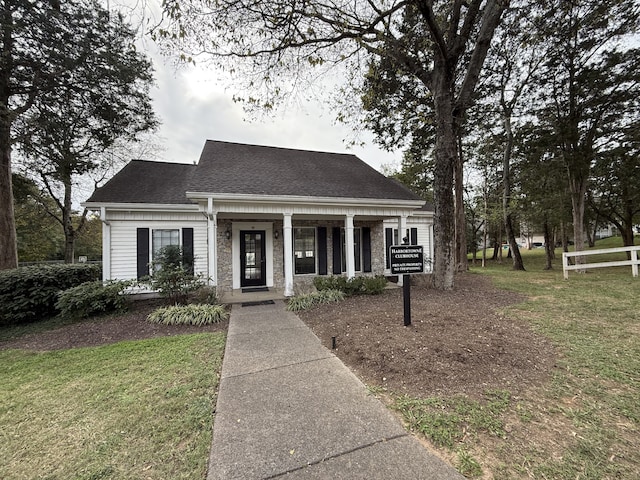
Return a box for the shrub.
[313,275,387,296]
[286,289,345,312]
[313,275,347,293]
[147,304,229,326]
[0,263,102,325]
[361,276,388,295]
[56,280,133,319]
[147,245,205,305]
[190,286,219,305]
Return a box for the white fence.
[563,245,640,279]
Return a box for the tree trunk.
[62,176,75,263]
[543,220,553,270]
[455,133,468,272]
[502,112,524,270]
[431,64,456,290]
[568,171,588,270]
[620,222,634,260]
[0,114,17,270]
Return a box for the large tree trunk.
[502,113,524,271]
[0,115,17,270]
[568,171,588,270]
[431,64,456,290]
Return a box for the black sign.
[389,245,424,274]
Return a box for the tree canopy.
[156,0,511,289]
[15,6,157,263]
[0,0,157,268]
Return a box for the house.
[84,140,434,297]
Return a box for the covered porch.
[191,194,424,297]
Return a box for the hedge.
[0,264,102,325]
[56,280,132,319]
[313,275,387,296]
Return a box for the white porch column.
[100,207,110,281]
[397,214,408,286]
[283,213,294,296]
[207,198,218,286]
[345,214,356,279]
[398,214,408,244]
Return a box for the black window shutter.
[362,227,372,273]
[317,227,327,275]
[182,228,194,275]
[136,228,149,280]
[332,227,342,274]
[385,228,393,269]
[410,228,418,245]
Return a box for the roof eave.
[186,192,425,209]
[83,201,200,212]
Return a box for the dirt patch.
[0,299,228,352]
[299,273,556,399]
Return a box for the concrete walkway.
[207,300,464,479]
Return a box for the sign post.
[389,245,424,326]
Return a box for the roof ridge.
[203,139,357,158]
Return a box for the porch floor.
[219,288,287,305]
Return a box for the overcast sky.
[144,43,401,173]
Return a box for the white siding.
[383,215,434,274]
[107,217,208,281]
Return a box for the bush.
[286,289,345,312]
[189,286,219,305]
[147,304,229,326]
[147,245,205,305]
[313,275,387,296]
[361,276,388,295]
[0,263,102,325]
[56,280,133,319]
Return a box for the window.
[341,227,362,272]
[294,227,316,274]
[152,229,180,258]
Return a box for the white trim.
[187,192,424,209]
[83,202,199,212]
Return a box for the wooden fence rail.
[562,245,640,279]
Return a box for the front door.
[240,230,266,287]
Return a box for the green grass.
[395,239,639,479]
[0,333,225,480]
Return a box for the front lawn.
[0,333,225,480]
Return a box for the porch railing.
[562,245,640,279]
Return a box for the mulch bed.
[298,273,556,399]
[0,299,228,352]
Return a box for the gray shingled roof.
[86,141,423,205]
[189,141,421,201]
[86,160,196,204]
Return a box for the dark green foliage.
[286,289,345,312]
[313,275,387,296]
[147,304,229,326]
[360,276,388,295]
[56,280,133,319]
[148,245,204,305]
[189,286,219,305]
[0,264,101,325]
